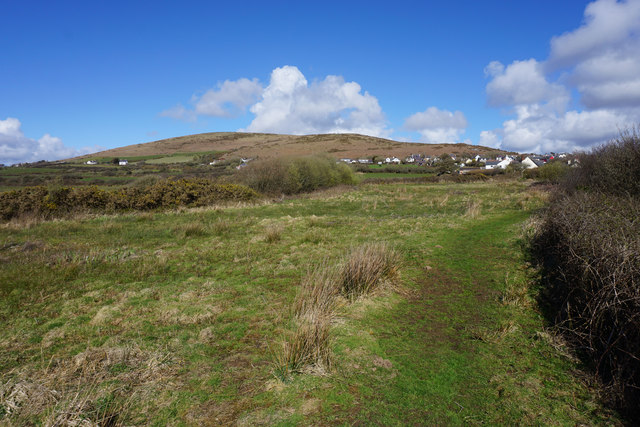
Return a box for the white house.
[86,160,97,165]
[497,158,514,169]
[521,157,544,169]
[119,159,128,166]
[485,158,514,169]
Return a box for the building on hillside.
[86,160,98,165]
[119,159,128,166]
[522,157,544,169]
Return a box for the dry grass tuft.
[465,199,481,218]
[307,215,324,228]
[293,264,338,319]
[211,218,231,235]
[0,380,59,417]
[470,320,519,343]
[173,222,207,238]
[500,273,530,308]
[44,387,131,427]
[264,224,284,243]
[339,243,401,300]
[275,264,338,379]
[274,313,333,379]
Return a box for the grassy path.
[316,209,617,425]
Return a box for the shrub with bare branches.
[532,128,640,419]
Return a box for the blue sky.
[2,0,640,164]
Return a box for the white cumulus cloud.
[482,0,640,153]
[548,0,640,67]
[0,118,97,165]
[162,66,389,137]
[244,66,388,136]
[485,59,569,111]
[161,78,263,121]
[403,107,468,143]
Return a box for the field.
[0,180,620,424]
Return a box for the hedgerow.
[531,129,640,419]
[0,178,258,221]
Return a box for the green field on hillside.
[0,180,619,424]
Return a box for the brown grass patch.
[0,345,172,424]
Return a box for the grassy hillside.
[71,132,510,162]
[0,180,619,424]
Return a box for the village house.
[118,159,128,166]
[521,156,544,169]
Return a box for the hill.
[73,132,511,161]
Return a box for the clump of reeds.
[274,244,401,380]
[275,265,337,379]
[339,243,401,300]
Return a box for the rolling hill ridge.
[74,132,511,161]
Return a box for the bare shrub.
[563,127,640,196]
[339,243,400,300]
[533,191,640,416]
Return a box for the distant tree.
[436,155,457,174]
[111,157,120,164]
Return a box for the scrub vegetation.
[531,129,640,420]
[0,173,622,424]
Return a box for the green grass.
[144,155,196,164]
[0,180,620,424]
[360,172,425,180]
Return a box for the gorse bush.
[532,128,640,419]
[0,178,258,221]
[522,161,570,182]
[238,155,356,195]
